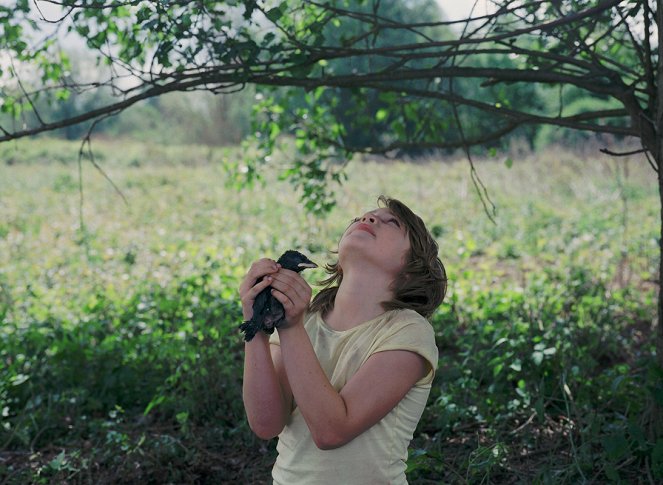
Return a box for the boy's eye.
[351,217,360,223]
[388,218,401,227]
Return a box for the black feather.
[240,250,317,341]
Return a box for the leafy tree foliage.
[1,1,651,169]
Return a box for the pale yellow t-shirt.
[269,309,438,485]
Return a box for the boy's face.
[338,208,410,278]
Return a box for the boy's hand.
[238,258,280,321]
[269,268,312,328]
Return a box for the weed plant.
[0,138,659,483]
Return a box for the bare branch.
[643,0,656,113]
[79,114,129,207]
[0,58,635,145]
[600,147,648,156]
[33,0,75,23]
[308,120,523,154]
[307,0,545,31]
[0,0,652,169]
[308,0,623,55]
[0,77,196,143]
[40,0,141,9]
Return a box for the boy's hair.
[310,195,447,318]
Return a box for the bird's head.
[277,250,318,273]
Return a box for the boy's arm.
[270,268,427,450]
[240,259,293,439]
[242,333,292,439]
[277,325,426,449]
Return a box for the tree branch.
[313,120,523,154]
[599,147,647,156]
[306,0,623,55]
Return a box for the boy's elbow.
[311,428,351,450]
[248,417,284,441]
[253,428,280,441]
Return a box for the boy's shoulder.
[386,308,430,326]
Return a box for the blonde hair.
[310,195,447,318]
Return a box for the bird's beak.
[298,262,318,269]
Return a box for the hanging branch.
[448,6,497,224]
[76,111,129,244]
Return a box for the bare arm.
[270,269,427,450]
[240,259,293,439]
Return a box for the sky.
[25,1,493,34]
[30,1,492,24]
[437,1,495,21]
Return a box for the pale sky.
[27,1,493,31]
[437,1,495,21]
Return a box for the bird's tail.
[239,319,259,342]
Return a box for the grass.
[0,137,659,483]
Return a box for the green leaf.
[603,432,629,461]
[378,92,397,104]
[604,462,620,481]
[176,411,189,424]
[611,375,626,392]
[136,5,152,23]
[492,363,503,377]
[375,109,388,122]
[143,395,165,416]
[265,6,283,22]
[55,89,71,101]
[504,158,513,169]
[11,373,29,386]
[48,451,66,471]
[531,351,543,366]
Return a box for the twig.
[510,413,536,435]
[560,372,586,483]
[76,113,129,245]
[33,0,76,23]
[9,57,46,126]
[78,141,85,240]
[446,12,497,226]
[449,92,497,225]
[79,115,130,207]
[599,147,647,157]
[640,139,659,173]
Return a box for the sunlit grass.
[0,138,657,308]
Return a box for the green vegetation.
[0,139,659,483]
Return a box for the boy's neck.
[324,268,393,331]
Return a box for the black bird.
[240,250,317,342]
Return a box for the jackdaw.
[240,250,317,341]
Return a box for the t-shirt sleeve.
[371,311,439,385]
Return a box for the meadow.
[0,138,659,483]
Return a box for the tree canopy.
[1,1,657,166]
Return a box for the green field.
[0,138,659,483]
